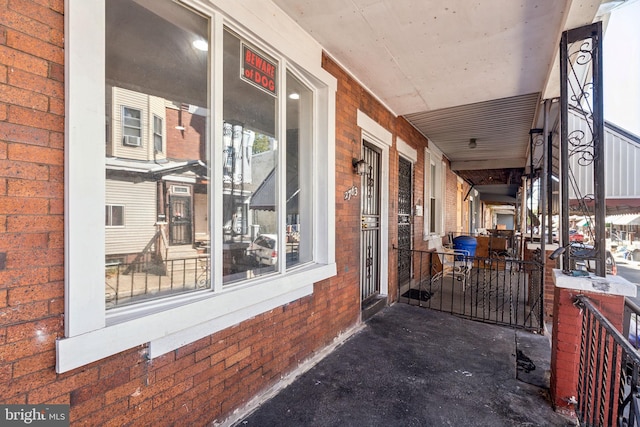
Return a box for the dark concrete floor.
[236,303,576,426]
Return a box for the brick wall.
[322,54,431,301]
[524,246,560,322]
[0,0,67,408]
[549,286,625,417]
[165,108,206,161]
[444,164,460,235]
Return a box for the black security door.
[397,157,412,285]
[169,195,193,245]
[360,143,381,303]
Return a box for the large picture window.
[105,0,210,306]
[60,0,336,372]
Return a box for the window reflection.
[104,0,210,308]
[103,1,315,305]
[222,30,279,283]
[286,72,313,266]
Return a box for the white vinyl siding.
[110,87,166,161]
[568,109,640,200]
[105,180,157,255]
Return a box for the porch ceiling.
[273,0,612,203]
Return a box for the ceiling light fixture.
[468,138,477,149]
[289,93,300,100]
[192,39,208,51]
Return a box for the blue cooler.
[453,236,477,258]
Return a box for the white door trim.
[357,109,389,299]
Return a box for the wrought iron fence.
[105,256,210,308]
[573,295,640,426]
[396,247,544,332]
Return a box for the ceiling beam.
[478,194,519,203]
[450,159,525,171]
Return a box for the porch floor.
[236,304,575,426]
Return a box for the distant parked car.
[569,229,584,243]
[247,234,278,266]
[629,314,639,348]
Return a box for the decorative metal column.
[560,22,605,276]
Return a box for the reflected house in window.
[103,85,284,303]
[249,129,301,236]
[101,0,311,308]
[105,86,210,265]
[103,83,285,303]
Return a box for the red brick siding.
[322,54,434,300]
[550,287,625,416]
[0,1,66,416]
[524,247,560,322]
[165,108,206,161]
[444,164,459,235]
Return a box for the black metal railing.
[574,295,640,426]
[624,298,640,352]
[395,247,544,332]
[105,256,210,309]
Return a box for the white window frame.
[357,110,390,299]
[153,114,163,153]
[59,0,337,373]
[424,145,446,238]
[105,204,125,227]
[121,106,142,146]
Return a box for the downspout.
[547,125,554,245]
[521,175,528,259]
[593,22,606,277]
[540,100,550,258]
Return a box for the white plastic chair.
[431,248,473,290]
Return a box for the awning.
[249,168,299,212]
[249,169,276,210]
[605,214,640,226]
[570,215,591,227]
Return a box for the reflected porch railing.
[105,256,210,309]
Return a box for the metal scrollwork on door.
[360,143,381,301]
[397,157,412,284]
[365,245,373,279]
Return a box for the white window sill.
[56,262,336,373]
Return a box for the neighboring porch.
[396,233,546,334]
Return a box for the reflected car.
[247,234,278,266]
[569,229,584,243]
